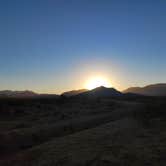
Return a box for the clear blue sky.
[0,0,166,93]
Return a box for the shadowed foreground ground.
[0,96,166,165]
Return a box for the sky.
[0,0,166,94]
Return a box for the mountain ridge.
[123,83,166,96]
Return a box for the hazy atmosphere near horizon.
[1,0,166,93]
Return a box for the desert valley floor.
[0,95,166,166]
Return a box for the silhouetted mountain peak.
[93,86,107,90]
[78,86,122,98]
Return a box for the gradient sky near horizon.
[0,0,166,94]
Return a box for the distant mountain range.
[0,90,37,98]
[123,83,166,96]
[0,90,58,98]
[62,89,88,97]
[1,83,166,98]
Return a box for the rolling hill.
[123,83,166,96]
[62,89,88,97]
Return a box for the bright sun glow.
[85,77,112,90]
